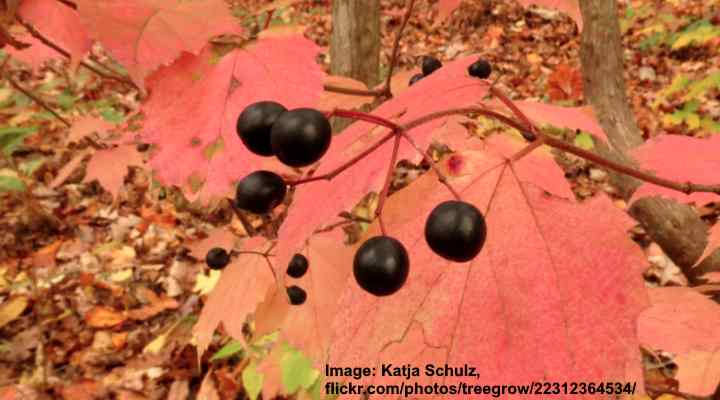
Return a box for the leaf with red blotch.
[83,144,144,198]
[192,238,276,357]
[74,0,240,89]
[17,0,91,66]
[321,136,647,398]
[275,55,488,274]
[630,135,720,205]
[517,0,583,31]
[139,35,324,203]
[437,0,462,20]
[254,231,352,362]
[547,64,583,101]
[638,287,720,396]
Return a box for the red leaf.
[437,0,462,20]
[192,238,275,356]
[323,136,647,393]
[74,0,240,89]
[631,135,720,204]
[547,64,583,101]
[638,287,720,396]
[140,36,324,202]
[84,144,144,198]
[18,0,91,66]
[5,34,61,70]
[254,233,352,362]
[516,0,583,31]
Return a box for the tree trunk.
[330,0,381,88]
[578,0,714,274]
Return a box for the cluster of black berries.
[285,253,309,305]
[409,55,492,86]
[234,101,333,214]
[226,99,489,302]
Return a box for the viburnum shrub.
[8,0,720,397]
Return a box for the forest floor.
[0,0,719,399]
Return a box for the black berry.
[270,108,332,167]
[409,73,424,86]
[235,170,286,214]
[236,101,287,156]
[206,247,230,270]
[468,59,492,79]
[421,55,442,76]
[425,200,487,262]
[353,236,409,296]
[286,253,309,278]
[286,285,307,305]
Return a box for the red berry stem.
[375,131,403,235]
[329,108,400,131]
[287,130,396,186]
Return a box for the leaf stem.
[375,131,402,235]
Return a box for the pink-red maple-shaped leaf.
[5,34,59,70]
[18,0,91,66]
[74,0,240,89]
[638,287,720,396]
[192,237,274,356]
[631,135,720,205]
[139,36,324,202]
[275,55,489,272]
[254,231,352,363]
[83,144,144,198]
[322,136,647,398]
[516,0,583,31]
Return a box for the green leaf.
[281,344,319,394]
[99,108,124,123]
[0,173,26,192]
[0,126,38,155]
[210,340,243,362]
[242,362,264,400]
[683,72,720,102]
[573,132,594,150]
[672,19,720,49]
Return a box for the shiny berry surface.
[425,200,487,262]
[270,108,332,167]
[235,170,286,214]
[353,236,409,296]
[236,101,287,156]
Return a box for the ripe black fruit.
[421,55,442,76]
[206,247,230,270]
[286,253,309,278]
[235,170,286,214]
[286,285,307,305]
[353,236,409,296]
[425,200,487,262]
[236,101,287,156]
[270,108,332,167]
[468,59,492,79]
[409,73,424,86]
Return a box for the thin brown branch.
[17,18,139,91]
[401,106,720,197]
[381,0,417,98]
[2,65,71,127]
[323,84,384,97]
